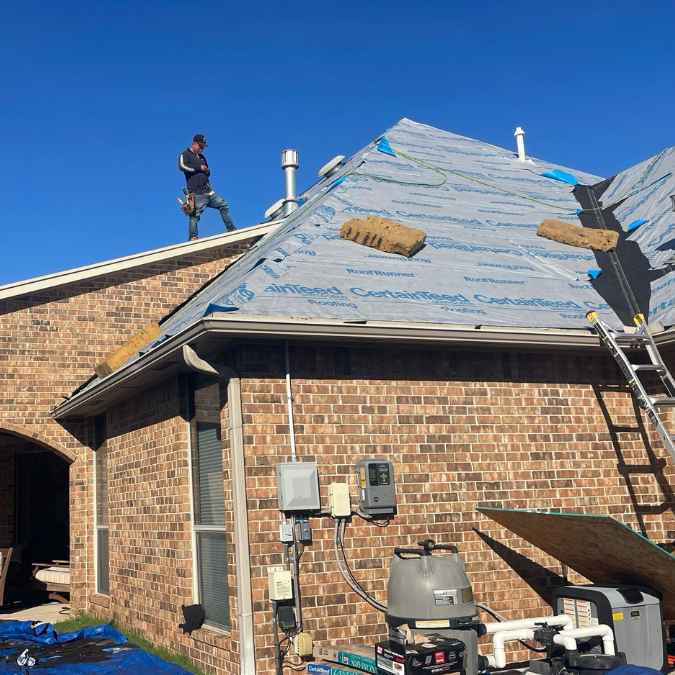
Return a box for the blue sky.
[2,1,674,284]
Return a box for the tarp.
[0,621,191,673]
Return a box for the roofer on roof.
[178,134,235,240]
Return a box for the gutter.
[52,315,675,420]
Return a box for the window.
[190,379,229,629]
[94,415,109,595]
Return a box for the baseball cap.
[193,134,208,147]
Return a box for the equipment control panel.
[356,459,396,517]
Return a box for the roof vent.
[281,149,299,216]
[318,154,345,178]
[514,126,526,162]
[670,194,675,212]
[264,198,285,221]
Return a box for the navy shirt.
[178,148,211,194]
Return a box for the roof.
[0,221,279,302]
[54,118,675,417]
[153,118,675,339]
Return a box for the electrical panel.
[268,566,293,601]
[356,459,396,517]
[328,482,351,517]
[276,462,321,512]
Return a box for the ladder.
[587,310,675,461]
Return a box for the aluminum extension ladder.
[587,310,675,461]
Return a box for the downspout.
[182,346,256,675]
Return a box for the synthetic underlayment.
[157,118,674,341]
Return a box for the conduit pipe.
[555,624,616,655]
[284,341,297,462]
[484,614,572,634]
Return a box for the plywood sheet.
[478,507,675,619]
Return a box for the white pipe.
[484,613,572,634]
[555,624,615,655]
[514,126,526,161]
[489,628,535,669]
[284,341,297,462]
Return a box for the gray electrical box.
[356,459,396,517]
[276,462,321,512]
[552,585,665,670]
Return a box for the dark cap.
[193,134,208,147]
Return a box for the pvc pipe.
[489,628,535,669]
[555,624,615,655]
[484,614,572,634]
[514,127,526,161]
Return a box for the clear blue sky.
[2,1,674,284]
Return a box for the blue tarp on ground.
[0,620,191,673]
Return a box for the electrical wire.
[334,519,387,612]
[476,602,546,653]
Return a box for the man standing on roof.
[178,134,235,240]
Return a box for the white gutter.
[0,221,280,302]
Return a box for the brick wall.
[0,239,250,612]
[237,342,675,673]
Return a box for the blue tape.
[541,169,578,186]
[627,218,648,233]
[376,136,396,157]
[587,268,603,280]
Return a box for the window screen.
[190,379,229,629]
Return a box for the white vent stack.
[281,148,300,215]
[514,126,526,162]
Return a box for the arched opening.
[0,430,70,612]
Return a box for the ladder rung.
[614,335,647,345]
[631,364,666,373]
[651,397,675,408]
[610,425,641,433]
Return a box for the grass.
[54,613,205,675]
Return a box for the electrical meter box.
[277,462,321,512]
[356,459,396,517]
[552,585,665,670]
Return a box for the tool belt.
[180,192,196,216]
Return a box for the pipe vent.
[281,149,299,215]
[514,126,526,162]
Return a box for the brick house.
[2,119,675,674]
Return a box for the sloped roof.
[155,118,675,339]
[57,118,675,414]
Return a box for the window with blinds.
[94,415,110,595]
[190,380,229,630]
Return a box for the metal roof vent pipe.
[281,148,300,215]
[514,126,526,161]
